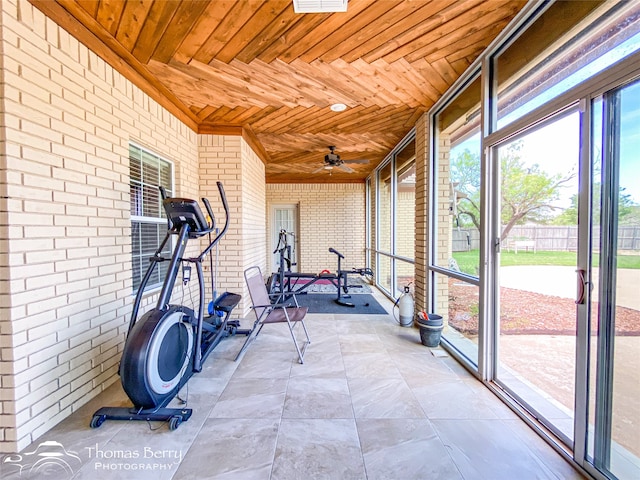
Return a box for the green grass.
[614,255,640,269]
[451,250,640,276]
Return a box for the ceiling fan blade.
[344,159,370,164]
[312,165,327,173]
[337,164,354,173]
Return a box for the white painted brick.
[70,366,102,392]
[54,258,90,273]
[31,384,70,418]
[6,183,52,202]
[67,267,99,282]
[61,157,96,176]
[51,190,88,207]
[59,382,93,412]
[25,272,66,290]
[29,364,69,394]
[63,182,97,198]
[9,287,56,308]
[28,341,70,367]
[65,226,97,238]
[91,363,119,387]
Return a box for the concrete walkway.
[497,265,640,468]
[499,266,640,310]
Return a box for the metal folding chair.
[235,266,311,363]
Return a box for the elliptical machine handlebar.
[128,182,230,331]
[200,182,229,260]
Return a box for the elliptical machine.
[91,182,249,430]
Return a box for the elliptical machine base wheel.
[90,406,193,429]
[169,415,182,431]
[90,414,106,429]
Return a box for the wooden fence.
[452,225,640,252]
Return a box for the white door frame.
[270,204,299,274]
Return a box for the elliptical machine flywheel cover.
[120,306,194,409]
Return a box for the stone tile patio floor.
[1,292,585,480]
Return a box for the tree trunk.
[501,213,525,240]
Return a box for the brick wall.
[266,184,365,275]
[414,114,429,314]
[396,190,416,259]
[436,134,451,321]
[0,0,199,451]
[0,1,261,452]
[240,139,268,309]
[199,135,267,317]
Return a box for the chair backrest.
[244,266,271,320]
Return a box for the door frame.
[487,104,583,449]
[270,204,299,274]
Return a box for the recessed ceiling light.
[330,103,347,112]
[293,0,348,14]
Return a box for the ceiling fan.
[312,146,369,174]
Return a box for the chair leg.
[286,319,311,364]
[234,331,256,362]
[299,319,311,345]
[287,322,305,364]
[234,322,263,362]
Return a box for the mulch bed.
[448,278,640,336]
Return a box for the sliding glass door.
[488,80,640,477]
[587,80,640,480]
[493,108,581,445]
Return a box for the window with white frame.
[129,144,173,293]
[371,133,416,299]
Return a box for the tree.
[450,141,576,240]
[551,144,640,226]
[553,185,640,225]
[450,148,481,229]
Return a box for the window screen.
[129,144,173,293]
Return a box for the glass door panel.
[494,109,581,444]
[432,272,480,366]
[395,259,414,300]
[378,163,392,254]
[271,205,298,273]
[589,80,640,479]
[433,73,482,368]
[377,253,391,295]
[608,81,640,478]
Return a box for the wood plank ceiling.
[30,0,527,183]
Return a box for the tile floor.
[2,293,586,480]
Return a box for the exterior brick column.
[414,113,430,316]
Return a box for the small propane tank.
[398,285,414,327]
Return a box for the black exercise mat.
[292,293,387,314]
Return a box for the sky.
[513,83,640,205]
[450,34,640,206]
[619,82,640,203]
